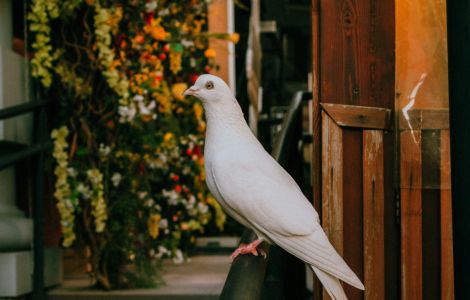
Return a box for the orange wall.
[208,0,230,84]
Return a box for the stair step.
[48,255,231,300]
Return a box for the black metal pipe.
[0,99,51,120]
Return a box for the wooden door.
[311,0,454,299]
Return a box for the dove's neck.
[203,99,255,146]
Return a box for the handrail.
[220,91,312,299]
[0,98,51,299]
[0,99,51,120]
[0,142,51,170]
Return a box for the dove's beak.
[183,87,198,97]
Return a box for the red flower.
[144,12,154,25]
[174,185,182,193]
[193,145,201,156]
[186,148,193,156]
[163,43,170,53]
[158,53,166,60]
[171,174,180,182]
[189,73,199,84]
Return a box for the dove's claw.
[230,239,265,262]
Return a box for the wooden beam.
[320,103,391,130]
[363,130,385,299]
[321,111,343,299]
[400,130,423,299]
[398,109,450,130]
[440,130,454,300]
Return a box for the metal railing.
[220,91,312,299]
[0,99,50,300]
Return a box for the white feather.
[185,74,365,296]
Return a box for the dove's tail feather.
[311,266,347,300]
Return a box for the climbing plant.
[28,0,238,289]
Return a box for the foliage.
[29,0,236,289]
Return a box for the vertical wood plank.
[342,130,364,300]
[320,0,395,109]
[322,112,344,252]
[363,130,385,299]
[321,112,343,299]
[421,130,441,300]
[400,130,422,300]
[440,130,454,300]
[312,1,323,298]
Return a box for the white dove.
[183,74,364,299]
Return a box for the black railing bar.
[272,91,312,163]
[0,99,51,120]
[0,142,51,170]
[220,229,270,299]
[220,90,310,299]
[33,108,48,299]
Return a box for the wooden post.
[363,130,385,299]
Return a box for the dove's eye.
[205,81,214,90]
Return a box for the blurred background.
[0,0,469,299]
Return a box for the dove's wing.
[211,150,317,237]
[211,150,364,289]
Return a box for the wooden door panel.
[363,130,385,300]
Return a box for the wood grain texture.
[363,130,385,299]
[321,112,343,300]
[322,112,344,252]
[440,130,454,300]
[398,109,450,130]
[321,103,391,129]
[342,130,364,300]
[312,1,323,298]
[421,130,441,300]
[400,130,423,300]
[320,0,395,108]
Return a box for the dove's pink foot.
[230,239,266,262]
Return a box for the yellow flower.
[204,48,216,59]
[148,214,161,239]
[229,33,240,44]
[193,103,203,120]
[51,125,76,247]
[171,83,188,101]
[150,26,168,41]
[207,196,226,231]
[164,132,174,142]
[169,51,182,74]
[87,168,107,232]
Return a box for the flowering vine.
[51,126,76,247]
[30,0,239,289]
[94,4,130,105]
[28,0,60,87]
[87,169,107,232]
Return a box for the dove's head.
[183,74,235,104]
